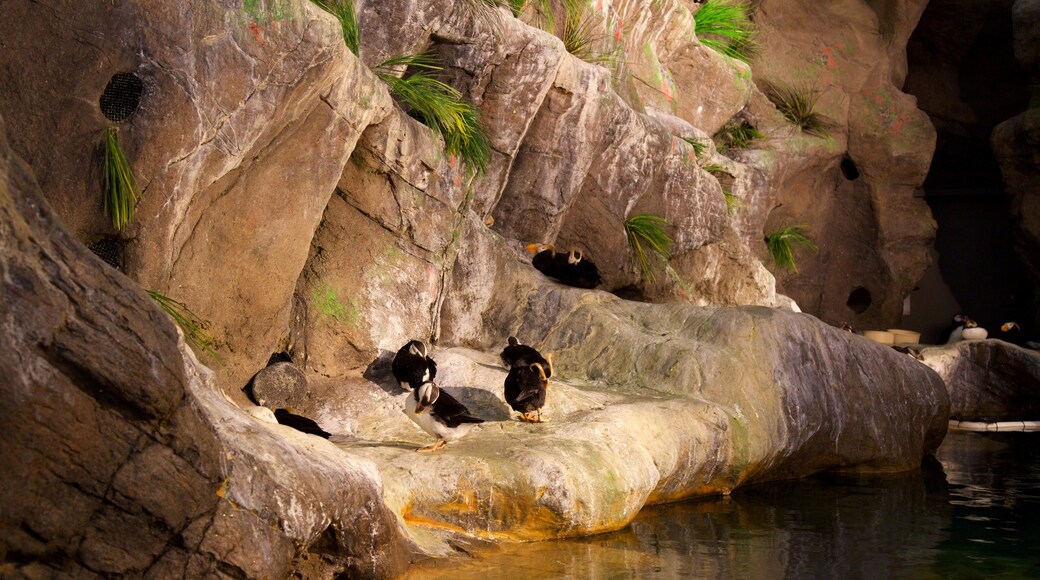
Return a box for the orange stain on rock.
[249,22,267,45]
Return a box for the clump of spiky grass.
[512,0,558,33]
[100,126,139,232]
[376,52,492,176]
[693,0,758,64]
[559,0,618,65]
[767,83,828,137]
[702,162,732,176]
[715,119,763,151]
[764,224,817,273]
[625,214,673,283]
[681,136,707,158]
[310,0,360,56]
[723,190,740,214]
[147,291,220,363]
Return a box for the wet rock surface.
[920,340,1040,421]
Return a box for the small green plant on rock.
[375,52,492,176]
[767,83,828,137]
[764,224,817,273]
[625,214,673,284]
[681,136,707,158]
[100,126,139,232]
[723,190,740,214]
[560,0,616,65]
[693,0,758,64]
[715,119,763,152]
[310,0,360,56]
[147,290,220,363]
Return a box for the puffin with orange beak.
[504,361,551,422]
[404,382,484,452]
[500,336,553,379]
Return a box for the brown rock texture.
[921,340,1040,421]
[0,113,409,578]
[747,0,938,329]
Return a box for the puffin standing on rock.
[527,243,602,289]
[392,339,437,390]
[404,382,484,452]
[504,361,551,423]
[500,336,553,378]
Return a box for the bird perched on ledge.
[527,243,602,289]
[504,361,550,423]
[404,382,484,452]
[392,339,437,390]
[500,336,553,379]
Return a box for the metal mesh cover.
[99,73,143,123]
[87,237,123,270]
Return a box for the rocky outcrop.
[746,0,937,329]
[920,340,1040,421]
[0,114,410,578]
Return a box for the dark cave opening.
[901,0,1031,343]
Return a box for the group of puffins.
[389,242,601,451]
[392,337,554,452]
[941,315,1038,348]
[844,314,1038,361]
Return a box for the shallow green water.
[403,431,1040,579]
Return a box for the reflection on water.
[401,432,1040,579]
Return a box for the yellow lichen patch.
[215,477,230,498]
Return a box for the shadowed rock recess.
[0,0,953,576]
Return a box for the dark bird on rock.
[273,408,331,439]
[504,362,550,423]
[1000,322,1040,350]
[891,345,924,361]
[405,382,484,452]
[500,336,553,379]
[527,243,602,289]
[392,339,437,390]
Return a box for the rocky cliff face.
[0,0,951,576]
[0,114,411,578]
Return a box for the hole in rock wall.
[846,287,872,314]
[840,156,859,181]
[99,72,144,123]
[87,237,124,271]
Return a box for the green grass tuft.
[376,52,492,176]
[147,290,221,363]
[766,83,828,137]
[764,224,817,273]
[694,0,758,64]
[723,190,740,214]
[715,119,763,151]
[559,0,618,65]
[625,214,673,284]
[100,126,139,232]
[681,136,707,158]
[310,0,360,56]
[702,162,731,176]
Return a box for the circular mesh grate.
[87,237,123,270]
[99,72,144,123]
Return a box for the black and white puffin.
[404,382,484,452]
[500,336,553,378]
[1000,322,1040,349]
[941,314,967,344]
[526,243,602,289]
[504,362,550,423]
[273,408,331,439]
[391,339,437,390]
